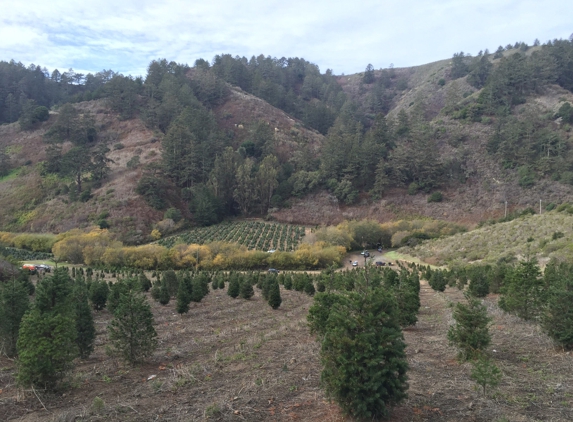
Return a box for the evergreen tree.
[74,279,95,359]
[447,296,491,361]
[107,290,157,365]
[268,280,282,309]
[499,260,544,321]
[312,279,408,419]
[158,281,170,305]
[138,272,152,292]
[17,269,78,388]
[89,279,109,310]
[239,278,254,299]
[176,277,191,315]
[227,275,240,298]
[542,262,573,349]
[163,270,179,297]
[428,270,447,292]
[304,279,316,296]
[0,279,30,357]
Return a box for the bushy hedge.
[51,229,345,270]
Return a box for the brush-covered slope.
[400,207,573,266]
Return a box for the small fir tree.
[499,260,544,321]
[447,296,491,361]
[470,356,502,395]
[74,279,96,359]
[138,272,152,292]
[268,280,282,309]
[312,279,408,419]
[239,279,254,299]
[176,277,192,315]
[163,270,179,297]
[429,270,447,292]
[541,262,573,349]
[0,279,30,357]
[304,280,316,296]
[158,281,170,305]
[17,269,78,388]
[107,290,157,365]
[227,276,240,298]
[89,279,109,310]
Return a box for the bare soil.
[2,269,572,421]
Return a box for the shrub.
[427,192,443,203]
[164,208,183,223]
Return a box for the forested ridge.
[1,36,573,237]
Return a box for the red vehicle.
[22,264,37,273]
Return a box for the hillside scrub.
[401,211,573,265]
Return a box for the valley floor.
[1,276,572,421]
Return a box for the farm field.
[2,271,573,421]
[159,221,306,251]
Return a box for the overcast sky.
[1,0,572,78]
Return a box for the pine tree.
[268,280,282,309]
[239,278,254,299]
[447,296,491,361]
[17,269,78,388]
[107,290,157,365]
[227,275,240,298]
[74,279,95,359]
[0,279,30,357]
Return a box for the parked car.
[375,261,385,267]
[35,264,51,272]
[267,249,276,253]
[268,268,279,274]
[22,264,37,273]
[352,261,358,267]
[364,251,370,257]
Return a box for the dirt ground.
[1,273,572,421]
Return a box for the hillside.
[401,208,573,266]
[1,39,573,236]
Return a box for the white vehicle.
[352,261,358,267]
[267,249,276,253]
